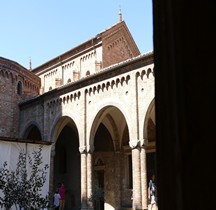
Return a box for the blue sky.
[0,0,153,69]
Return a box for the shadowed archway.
[90,105,131,210]
[54,120,80,210]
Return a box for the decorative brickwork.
[0,57,40,138]
[0,20,155,210]
[102,21,140,68]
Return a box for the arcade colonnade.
[75,138,153,210]
[20,54,155,210]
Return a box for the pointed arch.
[90,105,128,152]
[143,98,156,142]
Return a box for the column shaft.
[132,147,142,209]
[81,152,87,209]
[140,147,148,209]
[87,152,93,209]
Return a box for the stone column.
[130,140,142,209]
[79,146,88,210]
[86,145,94,209]
[140,139,148,210]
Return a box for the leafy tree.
[0,145,50,210]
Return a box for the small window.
[17,81,22,95]
[86,70,90,76]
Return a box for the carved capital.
[79,146,86,154]
[129,140,139,149]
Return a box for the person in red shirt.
[58,183,67,210]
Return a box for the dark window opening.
[86,70,90,76]
[17,81,22,95]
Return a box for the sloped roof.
[32,20,140,74]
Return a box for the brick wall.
[0,57,40,138]
[102,21,140,68]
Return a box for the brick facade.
[0,20,155,210]
[0,57,40,138]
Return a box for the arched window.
[49,86,52,91]
[17,81,22,95]
[86,70,90,76]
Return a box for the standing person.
[59,183,67,210]
[53,189,61,210]
[148,174,157,210]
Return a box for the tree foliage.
[0,145,50,210]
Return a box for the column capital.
[86,144,94,153]
[129,139,139,149]
[140,138,149,147]
[80,145,95,153]
[79,146,86,154]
